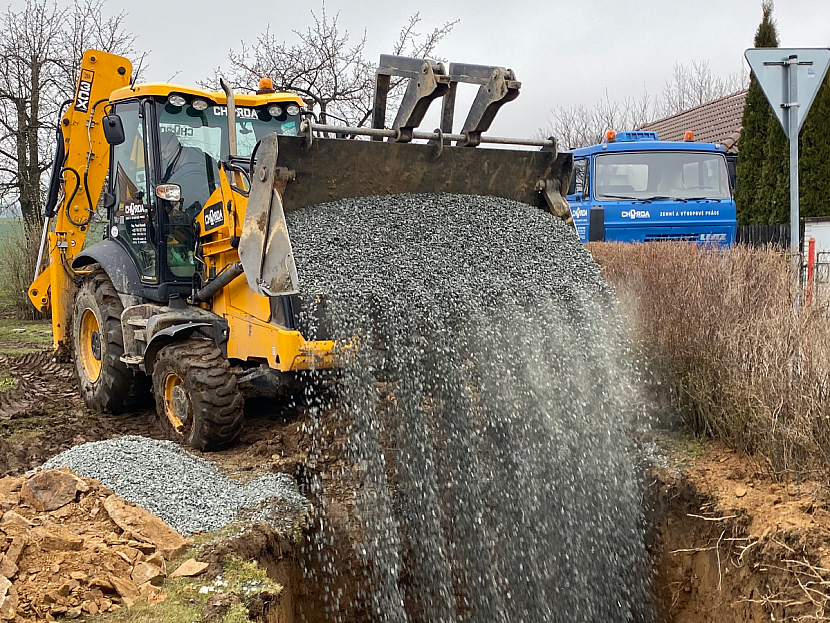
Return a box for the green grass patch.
[0,318,52,343]
[0,318,52,355]
[91,554,281,623]
[0,369,13,392]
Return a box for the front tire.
[72,268,135,413]
[151,339,244,450]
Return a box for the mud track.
[0,350,311,479]
[0,351,163,476]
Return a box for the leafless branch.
[206,4,456,128]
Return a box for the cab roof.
[571,135,727,157]
[109,83,304,107]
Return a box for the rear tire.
[72,268,136,413]
[151,339,244,451]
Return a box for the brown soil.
[652,437,830,622]
[0,468,183,621]
[0,350,164,478]
[0,351,315,480]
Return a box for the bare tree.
[0,0,135,240]
[208,5,457,127]
[655,60,748,118]
[541,89,653,150]
[543,61,749,149]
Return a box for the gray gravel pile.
[286,194,652,623]
[40,436,306,535]
[287,193,609,304]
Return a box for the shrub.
[589,242,830,479]
[0,224,42,320]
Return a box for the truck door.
[567,157,590,242]
[109,100,156,281]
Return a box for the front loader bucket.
[239,134,572,298]
[239,133,300,297]
[275,136,573,215]
[238,55,574,298]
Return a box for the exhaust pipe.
[220,78,237,157]
[193,261,244,302]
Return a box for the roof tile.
[640,90,747,153]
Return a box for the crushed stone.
[39,436,306,535]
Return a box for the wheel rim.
[163,372,191,435]
[78,309,103,382]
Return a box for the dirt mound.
[651,439,830,622]
[0,467,192,621]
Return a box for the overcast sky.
[44,0,830,137]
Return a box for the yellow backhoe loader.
[29,50,573,450]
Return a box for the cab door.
[566,157,590,242]
[109,100,157,281]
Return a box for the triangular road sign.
[745,48,830,138]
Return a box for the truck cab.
[566,131,737,245]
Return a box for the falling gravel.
[40,436,306,535]
[286,194,652,623]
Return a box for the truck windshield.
[594,151,731,201]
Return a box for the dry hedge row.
[589,242,830,479]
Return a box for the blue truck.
[566,131,737,244]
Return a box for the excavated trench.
[219,444,830,623]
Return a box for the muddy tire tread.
[152,339,244,451]
[73,267,137,414]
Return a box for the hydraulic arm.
[29,50,132,353]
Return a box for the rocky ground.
[0,322,310,623]
[0,467,188,620]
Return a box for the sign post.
[745,48,830,306]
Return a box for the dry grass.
[589,242,830,480]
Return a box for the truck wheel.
[151,339,244,451]
[72,268,135,413]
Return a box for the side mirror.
[102,192,116,209]
[156,184,183,209]
[102,114,125,146]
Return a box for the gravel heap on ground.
[286,194,651,623]
[41,437,306,535]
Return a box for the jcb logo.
[74,69,94,113]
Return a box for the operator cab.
[99,83,303,301]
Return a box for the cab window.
[110,101,155,280]
[568,158,589,198]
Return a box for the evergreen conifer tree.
[735,1,779,224]
[799,73,830,218]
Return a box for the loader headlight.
[286,104,300,116]
[268,104,283,118]
[167,94,186,107]
[191,99,208,111]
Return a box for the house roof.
[640,90,747,153]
